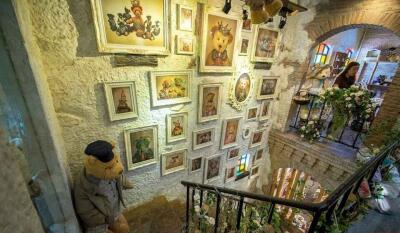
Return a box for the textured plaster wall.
[22,0,313,207]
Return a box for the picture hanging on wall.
[225,166,236,183]
[250,165,260,178]
[242,126,251,139]
[239,34,251,56]
[204,154,223,183]
[149,70,192,107]
[90,0,170,55]
[257,76,279,100]
[198,83,223,123]
[176,35,195,55]
[200,11,242,73]
[177,4,194,31]
[124,125,158,171]
[189,156,203,174]
[227,147,240,160]
[104,81,138,121]
[251,25,281,62]
[220,116,243,149]
[166,112,188,143]
[228,72,254,111]
[249,128,265,148]
[259,99,273,121]
[192,127,215,150]
[246,106,259,121]
[161,149,187,176]
[254,148,264,163]
[242,17,252,32]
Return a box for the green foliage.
[299,121,321,142]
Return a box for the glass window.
[314,43,330,64]
[236,153,250,176]
[345,49,353,65]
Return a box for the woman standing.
[333,61,360,88]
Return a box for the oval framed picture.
[228,72,254,111]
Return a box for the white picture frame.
[192,127,215,150]
[90,0,170,55]
[249,128,266,148]
[161,149,187,176]
[250,165,260,178]
[225,166,236,183]
[246,106,259,121]
[251,25,281,63]
[227,147,240,161]
[176,35,195,55]
[177,4,194,32]
[166,112,188,143]
[104,81,138,121]
[124,125,158,171]
[149,70,193,107]
[228,72,254,111]
[242,126,251,139]
[220,116,243,150]
[239,33,251,56]
[259,99,273,121]
[254,148,264,164]
[198,83,223,123]
[204,153,223,183]
[200,11,242,73]
[189,156,203,174]
[256,76,280,100]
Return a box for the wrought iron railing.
[181,140,399,233]
[289,93,379,149]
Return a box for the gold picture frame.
[161,149,187,176]
[198,83,223,123]
[104,81,138,121]
[251,25,281,63]
[149,70,193,107]
[90,0,170,55]
[166,112,188,143]
[200,11,242,73]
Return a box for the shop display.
[228,72,254,111]
[200,11,242,72]
[251,25,281,63]
[161,149,187,176]
[166,112,188,143]
[124,125,158,170]
[104,81,138,121]
[220,116,243,149]
[90,0,170,55]
[256,76,279,99]
[204,154,223,183]
[198,83,223,123]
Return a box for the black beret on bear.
[84,140,114,163]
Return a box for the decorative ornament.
[228,71,255,111]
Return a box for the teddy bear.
[206,22,233,66]
[74,140,133,233]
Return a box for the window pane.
[323,46,329,54]
[318,44,324,53]
[321,56,326,64]
[315,55,321,64]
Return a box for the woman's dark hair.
[338,61,360,78]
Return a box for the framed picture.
[166,112,188,143]
[200,11,242,73]
[161,149,187,176]
[242,126,251,139]
[254,148,264,163]
[176,35,195,55]
[149,70,192,107]
[189,156,203,173]
[239,34,251,56]
[225,166,236,183]
[250,165,260,178]
[90,0,170,55]
[246,106,259,121]
[124,125,158,170]
[193,128,215,150]
[227,147,240,160]
[228,72,254,111]
[204,154,223,183]
[242,18,252,32]
[257,76,279,100]
[104,81,138,121]
[251,25,281,62]
[198,83,223,123]
[259,99,273,121]
[249,128,265,148]
[177,5,194,31]
[220,116,243,149]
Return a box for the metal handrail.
[181,140,399,233]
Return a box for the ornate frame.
[228,72,254,111]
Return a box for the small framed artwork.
[204,154,223,183]
[259,99,273,121]
[251,25,281,62]
[161,149,187,176]
[227,147,240,160]
[242,126,251,139]
[149,70,192,107]
[104,81,138,121]
[189,156,203,174]
[166,112,188,143]
[249,128,265,148]
[257,76,279,100]
[90,0,170,55]
[124,125,158,171]
[246,106,259,121]
[239,34,251,56]
[198,83,223,123]
[200,11,242,73]
[242,18,252,32]
[220,116,243,150]
[193,128,215,150]
[225,166,236,183]
[250,165,260,178]
[228,72,254,111]
[254,148,264,163]
[176,35,195,55]
[177,5,194,31]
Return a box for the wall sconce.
[223,0,232,14]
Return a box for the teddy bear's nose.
[218,45,222,48]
